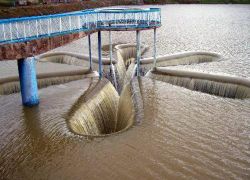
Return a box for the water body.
[0,5,250,179]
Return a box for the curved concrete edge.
[35,43,149,66]
[115,43,149,55]
[36,51,116,65]
[115,43,148,50]
[146,67,250,88]
[141,51,223,64]
[0,69,98,85]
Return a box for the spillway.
[67,78,141,136]
[146,67,250,99]
[0,69,98,95]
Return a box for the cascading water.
[0,69,97,95]
[67,77,140,136]
[1,41,241,138]
[141,51,222,74]
[37,43,147,137]
[0,42,247,137]
[67,78,119,136]
[146,67,250,99]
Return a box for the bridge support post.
[17,57,39,107]
[109,30,118,89]
[109,30,112,66]
[153,28,157,68]
[88,34,92,71]
[98,31,102,79]
[136,30,141,76]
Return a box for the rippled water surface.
[0,5,250,179]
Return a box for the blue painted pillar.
[88,34,93,71]
[17,57,39,107]
[98,31,102,79]
[136,30,141,76]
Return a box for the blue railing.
[0,8,161,44]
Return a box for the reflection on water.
[0,4,250,179]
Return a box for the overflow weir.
[0,7,161,106]
[0,6,249,137]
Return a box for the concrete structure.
[0,7,161,106]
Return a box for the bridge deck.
[0,8,161,45]
[0,7,161,60]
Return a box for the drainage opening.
[67,78,135,137]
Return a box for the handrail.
[0,8,161,44]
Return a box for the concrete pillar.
[17,57,39,107]
[88,34,92,71]
[136,30,141,76]
[153,28,157,68]
[98,31,102,79]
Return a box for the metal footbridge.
[0,7,161,107]
[0,8,161,44]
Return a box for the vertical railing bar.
[36,20,38,37]
[23,22,26,39]
[69,16,72,31]
[59,17,62,32]
[3,24,6,40]
[10,23,13,41]
[39,19,42,35]
[78,16,81,29]
[16,22,19,39]
[28,20,31,38]
[47,19,50,36]
[50,18,52,34]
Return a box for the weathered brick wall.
[0,31,95,60]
